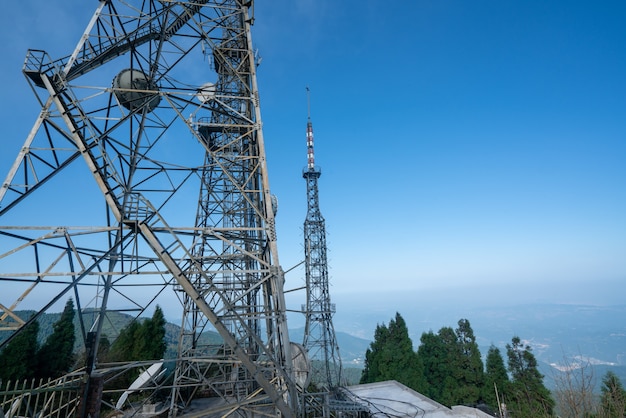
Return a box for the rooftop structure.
[346,381,496,418]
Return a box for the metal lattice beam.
[0,1,297,416]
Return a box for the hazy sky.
[0,1,625,330]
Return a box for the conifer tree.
[107,306,167,362]
[360,313,425,392]
[107,319,142,362]
[599,371,626,417]
[417,330,442,400]
[417,320,484,407]
[436,326,462,407]
[36,299,76,379]
[105,307,167,389]
[0,321,39,384]
[506,336,554,417]
[142,305,166,360]
[453,319,485,405]
[483,345,510,412]
[360,322,387,384]
[418,327,454,405]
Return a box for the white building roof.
[344,380,494,418]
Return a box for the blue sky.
[253,1,626,305]
[1,1,625,331]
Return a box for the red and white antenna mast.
[306,86,316,170]
[302,87,343,390]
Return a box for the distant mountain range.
[3,303,625,390]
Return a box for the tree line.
[360,312,626,418]
[0,300,167,387]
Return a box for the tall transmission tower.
[301,88,343,391]
[0,1,297,417]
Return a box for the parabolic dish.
[112,68,161,113]
[115,361,165,410]
[196,82,216,103]
[290,342,311,391]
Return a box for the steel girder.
[0,1,296,416]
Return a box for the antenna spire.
[306,87,315,170]
[301,87,344,391]
[306,86,312,121]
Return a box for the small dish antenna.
[196,82,216,103]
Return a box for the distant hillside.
[288,327,369,367]
[0,310,222,360]
[1,310,368,386]
[0,311,368,363]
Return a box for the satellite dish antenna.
[290,342,311,391]
[115,361,165,410]
[196,82,216,103]
[112,68,161,112]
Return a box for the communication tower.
[0,1,297,416]
[301,88,343,390]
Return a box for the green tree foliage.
[434,326,460,406]
[506,336,554,417]
[107,320,142,362]
[105,306,167,390]
[599,371,626,418]
[359,315,561,417]
[361,321,388,384]
[36,299,76,380]
[417,320,484,407]
[141,305,166,360]
[107,305,167,363]
[0,321,40,384]
[360,312,426,392]
[417,329,448,402]
[453,319,485,405]
[483,345,510,412]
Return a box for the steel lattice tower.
[0,1,297,417]
[301,89,343,391]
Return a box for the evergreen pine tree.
[418,327,454,405]
[107,320,142,362]
[386,313,426,392]
[0,321,39,384]
[453,319,485,406]
[36,299,76,380]
[506,336,554,417]
[361,322,389,384]
[437,326,462,407]
[360,313,425,392]
[483,345,510,412]
[599,371,626,417]
[107,306,167,362]
[144,305,166,360]
[105,306,167,390]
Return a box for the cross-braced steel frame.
[301,129,342,390]
[0,1,297,416]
